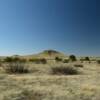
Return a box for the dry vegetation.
[0,50,100,100]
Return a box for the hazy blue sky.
[0,0,99,56]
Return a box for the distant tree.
[69,55,77,62]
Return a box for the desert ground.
[0,50,100,100]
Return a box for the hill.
[21,50,68,60]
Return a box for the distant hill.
[21,50,68,60]
[0,50,100,60]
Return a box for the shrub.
[3,62,29,74]
[20,58,27,63]
[29,58,35,62]
[74,64,83,68]
[29,58,47,64]
[12,57,20,62]
[80,58,84,63]
[32,59,40,64]
[0,62,2,67]
[4,57,13,62]
[84,57,90,61]
[55,57,62,62]
[40,58,47,64]
[0,59,2,67]
[51,66,78,75]
[4,57,26,63]
[69,55,77,62]
[97,60,100,64]
[63,59,69,63]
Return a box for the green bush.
[3,62,29,74]
[51,66,78,75]
[69,55,77,62]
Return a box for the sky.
[0,0,99,56]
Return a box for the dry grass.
[0,61,100,100]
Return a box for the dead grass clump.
[51,66,79,75]
[3,62,29,74]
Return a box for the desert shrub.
[3,62,29,74]
[69,55,77,62]
[4,57,26,63]
[0,59,2,67]
[51,66,78,75]
[12,57,27,62]
[40,58,47,64]
[12,57,20,62]
[97,60,100,64]
[0,62,2,67]
[74,64,83,68]
[80,57,90,61]
[80,58,84,63]
[32,59,40,64]
[84,57,90,61]
[29,58,35,62]
[19,58,27,63]
[55,56,62,62]
[29,58,47,64]
[63,59,69,63]
[29,58,39,63]
[4,57,13,62]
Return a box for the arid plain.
[0,50,100,100]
